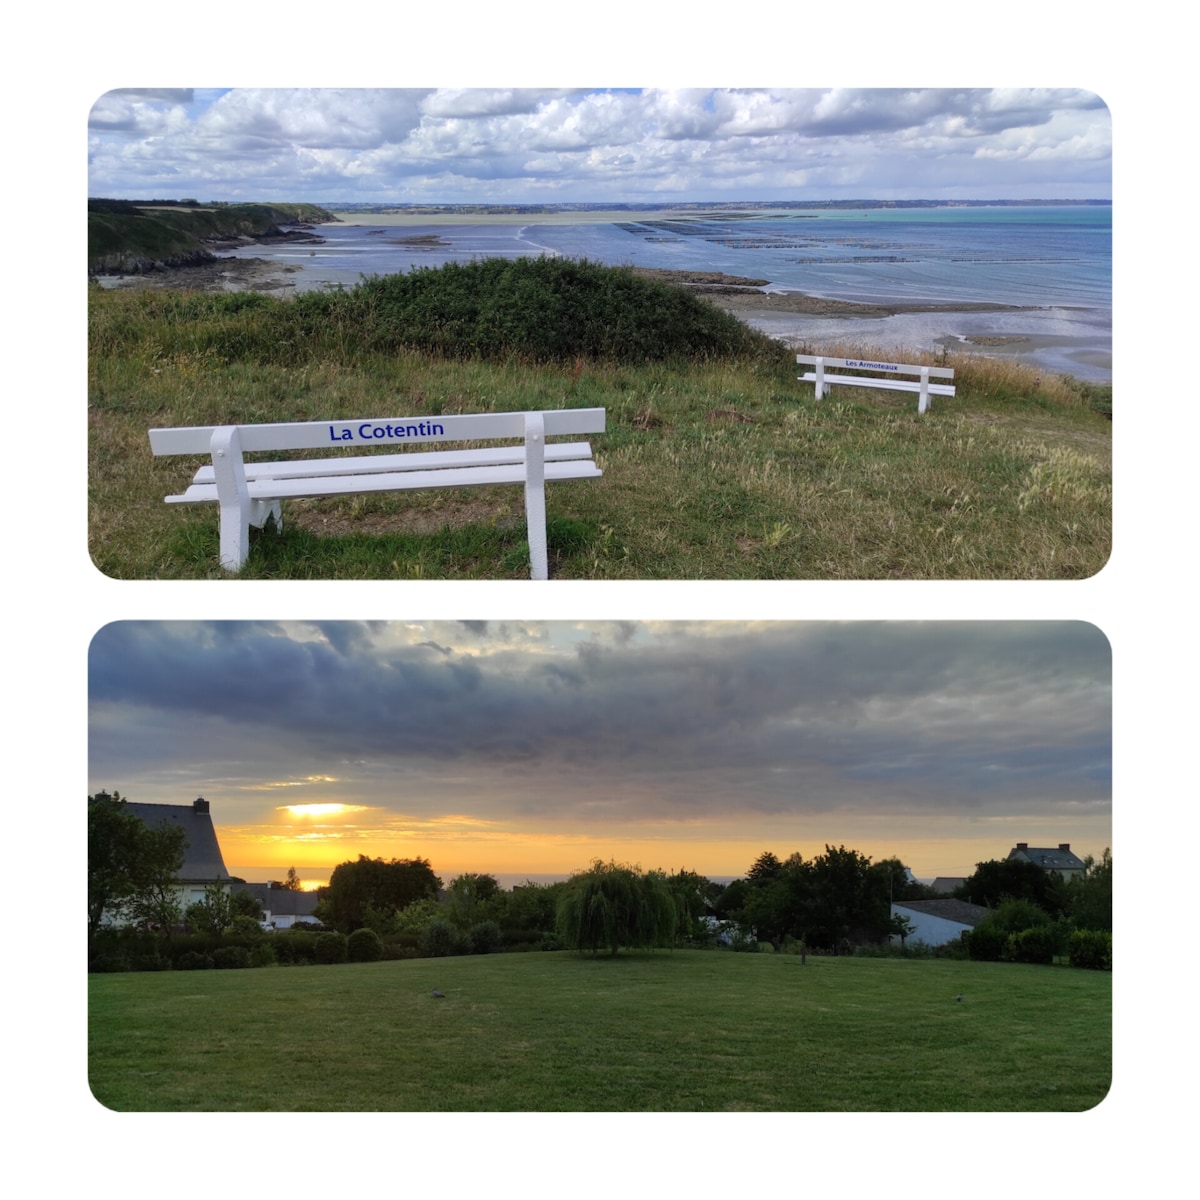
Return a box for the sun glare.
[280,804,365,817]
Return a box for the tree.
[503,880,564,936]
[230,889,265,920]
[315,855,442,932]
[1066,848,1112,932]
[121,821,190,933]
[88,791,186,937]
[955,858,1067,917]
[89,791,147,938]
[445,872,502,927]
[283,866,303,891]
[555,860,677,956]
[186,881,233,936]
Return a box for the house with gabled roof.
[234,882,322,929]
[890,899,991,947]
[1007,842,1087,881]
[118,797,232,912]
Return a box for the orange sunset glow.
[90,620,1112,888]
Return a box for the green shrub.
[1007,925,1057,965]
[227,915,264,938]
[986,898,1053,935]
[273,929,317,965]
[315,931,349,964]
[250,940,277,968]
[176,950,214,970]
[420,918,469,957]
[89,951,131,973]
[468,920,502,955]
[212,945,252,969]
[347,927,383,963]
[967,922,1009,962]
[1068,928,1112,970]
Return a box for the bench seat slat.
[799,371,956,396]
[187,441,595,485]
[167,458,603,505]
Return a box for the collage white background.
[7,1,1192,1191]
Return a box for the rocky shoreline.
[91,224,324,291]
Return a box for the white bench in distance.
[797,353,955,413]
[149,408,605,579]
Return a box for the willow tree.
[556,860,678,957]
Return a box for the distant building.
[890,899,991,947]
[1007,842,1087,881]
[930,877,967,895]
[234,883,322,929]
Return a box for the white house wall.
[891,904,971,947]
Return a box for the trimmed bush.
[212,945,252,969]
[348,927,383,963]
[273,929,317,965]
[1007,925,1057,965]
[468,920,502,956]
[250,940,278,968]
[176,950,214,970]
[967,922,1009,962]
[315,931,349,964]
[420,918,469,958]
[1069,928,1112,970]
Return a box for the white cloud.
[87,87,1111,202]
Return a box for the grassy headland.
[88,949,1112,1111]
[88,199,338,274]
[88,256,1111,579]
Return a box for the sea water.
[227,205,1112,381]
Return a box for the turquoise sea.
[228,205,1112,381]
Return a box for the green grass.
[88,950,1111,1111]
[88,274,1111,579]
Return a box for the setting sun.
[280,804,367,817]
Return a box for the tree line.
[89,791,1110,967]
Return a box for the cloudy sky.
[88,621,1111,884]
[86,88,1111,204]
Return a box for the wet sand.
[632,267,1027,318]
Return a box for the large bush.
[212,945,252,969]
[420,918,469,958]
[1068,928,1112,970]
[1007,925,1057,965]
[966,922,1009,962]
[347,927,383,963]
[468,920,502,955]
[315,931,349,964]
[273,929,317,965]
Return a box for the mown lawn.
[88,950,1111,1111]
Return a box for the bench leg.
[524,412,548,580]
[211,425,252,572]
[218,502,252,572]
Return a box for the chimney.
[1016,842,1028,851]
[193,797,210,814]
[1058,843,1070,852]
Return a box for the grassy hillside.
[88,199,337,272]
[87,258,1111,579]
[88,950,1112,1111]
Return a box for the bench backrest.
[796,354,954,380]
[150,408,606,456]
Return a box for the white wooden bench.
[149,408,605,579]
[797,354,955,413]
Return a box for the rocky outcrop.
[89,248,220,277]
